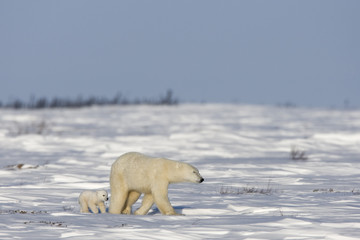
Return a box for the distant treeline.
[0,90,178,109]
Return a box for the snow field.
[1,104,360,239]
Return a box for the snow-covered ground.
[1,104,360,239]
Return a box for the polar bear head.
[96,190,109,202]
[174,162,204,184]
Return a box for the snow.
[1,104,360,239]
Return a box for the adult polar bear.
[109,152,204,215]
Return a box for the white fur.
[78,190,108,213]
[108,152,204,215]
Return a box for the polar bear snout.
[192,169,204,183]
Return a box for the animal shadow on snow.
[87,207,110,214]
[147,206,189,216]
[85,206,190,215]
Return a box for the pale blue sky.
[1,0,359,107]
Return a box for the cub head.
[96,190,109,202]
[180,163,204,184]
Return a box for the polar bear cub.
[78,190,108,213]
[109,152,204,215]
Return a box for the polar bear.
[78,190,108,213]
[109,152,204,215]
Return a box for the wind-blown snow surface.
[1,104,360,239]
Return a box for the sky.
[1,0,359,107]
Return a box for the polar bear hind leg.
[109,190,128,214]
[122,191,141,214]
[109,173,129,214]
[79,199,90,213]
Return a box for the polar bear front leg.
[98,201,106,213]
[152,185,178,215]
[134,193,154,215]
[88,203,99,213]
[122,191,141,214]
